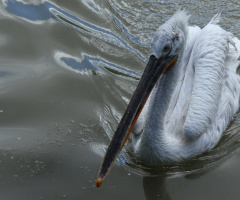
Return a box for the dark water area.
[1,0,240,199]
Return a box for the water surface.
[1,0,240,199]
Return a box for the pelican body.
[96,10,240,188]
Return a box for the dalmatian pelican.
[96,10,240,188]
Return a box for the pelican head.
[96,10,190,188]
[151,10,189,61]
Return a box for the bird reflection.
[143,175,171,200]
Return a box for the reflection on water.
[4,0,51,21]
[5,0,146,61]
[143,176,171,200]
[54,51,140,80]
[1,0,240,199]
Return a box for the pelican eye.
[163,44,171,53]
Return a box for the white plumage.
[132,10,240,164]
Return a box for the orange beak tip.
[96,178,102,188]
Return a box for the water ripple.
[4,0,51,21]
[4,0,147,62]
[49,7,147,62]
[54,51,141,80]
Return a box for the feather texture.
[132,12,240,164]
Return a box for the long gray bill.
[96,54,177,188]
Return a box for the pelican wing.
[184,23,234,140]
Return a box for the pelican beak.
[96,54,178,188]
